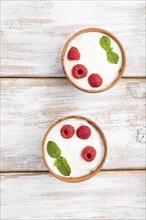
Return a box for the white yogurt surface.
[44,118,105,178]
[64,32,122,90]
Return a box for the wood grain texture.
[1,171,145,220]
[1,2,145,220]
[1,78,145,171]
[1,1,145,77]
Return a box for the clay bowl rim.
[62,27,126,93]
[42,115,108,183]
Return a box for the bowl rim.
[42,115,108,183]
[62,27,126,93]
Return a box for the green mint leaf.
[107,51,119,64]
[99,36,111,51]
[54,156,71,176]
[47,141,61,158]
[99,35,119,64]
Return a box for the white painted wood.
[1,2,145,219]
[1,78,145,171]
[1,1,145,77]
[1,171,145,220]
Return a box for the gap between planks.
[1,168,146,174]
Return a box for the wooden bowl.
[62,28,126,93]
[42,115,108,183]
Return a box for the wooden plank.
[1,171,145,220]
[1,1,145,77]
[1,78,145,171]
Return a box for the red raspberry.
[76,125,91,139]
[67,47,80,60]
[82,146,96,162]
[60,124,75,139]
[72,64,88,79]
[88,74,103,88]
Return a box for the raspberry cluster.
[60,124,96,162]
[67,47,103,88]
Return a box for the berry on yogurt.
[82,146,96,162]
[88,74,103,88]
[61,124,75,139]
[72,64,88,79]
[67,47,80,60]
[76,125,91,139]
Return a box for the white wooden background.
[1,1,146,220]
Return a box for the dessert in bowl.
[42,116,107,183]
[62,28,126,93]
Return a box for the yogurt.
[64,32,122,91]
[44,118,105,178]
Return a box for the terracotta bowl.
[42,115,108,183]
[62,28,126,93]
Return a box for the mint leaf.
[99,35,119,64]
[47,141,72,176]
[54,156,71,176]
[99,36,111,51]
[47,141,61,158]
[107,51,119,64]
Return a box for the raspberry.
[72,64,88,79]
[88,74,103,88]
[60,124,75,139]
[76,125,91,139]
[67,47,80,60]
[82,146,96,162]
